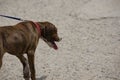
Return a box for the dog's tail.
[0,15,25,21]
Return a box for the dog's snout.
[55,37,62,42]
[52,34,62,42]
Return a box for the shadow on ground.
[36,75,47,80]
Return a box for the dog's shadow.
[36,75,47,80]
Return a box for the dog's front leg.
[16,55,30,80]
[0,53,4,69]
[0,45,5,69]
[27,50,36,80]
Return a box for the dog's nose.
[59,38,62,41]
[57,38,62,42]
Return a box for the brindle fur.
[0,21,61,80]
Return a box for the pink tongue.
[53,42,58,50]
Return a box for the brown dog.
[0,21,61,80]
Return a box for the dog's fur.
[0,21,61,80]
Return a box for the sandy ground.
[0,0,120,80]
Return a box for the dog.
[0,21,62,80]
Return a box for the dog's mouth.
[42,38,58,50]
[50,41,58,50]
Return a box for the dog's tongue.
[52,42,58,50]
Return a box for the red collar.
[32,22,41,36]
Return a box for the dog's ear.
[41,23,52,36]
[40,24,47,37]
[39,21,57,36]
[43,26,47,37]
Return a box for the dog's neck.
[32,22,41,37]
[37,22,46,38]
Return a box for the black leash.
[0,15,26,21]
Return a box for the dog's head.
[39,22,62,50]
